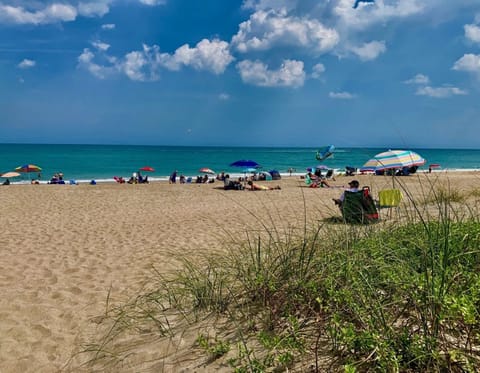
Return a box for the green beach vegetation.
[74,178,480,372]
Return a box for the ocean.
[0,144,479,183]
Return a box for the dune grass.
[73,178,480,372]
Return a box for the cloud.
[0,3,77,25]
[415,86,467,98]
[79,38,234,81]
[329,91,356,99]
[237,59,306,87]
[464,24,480,43]
[92,40,110,51]
[101,23,115,30]
[232,8,339,54]
[123,50,152,81]
[349,40,386,61]
[138,0,166,5]
[334,0,425,31]
[159,39,234,74]
[18,58,36,69]
[219,93,230,100]
[241,0,297,11]
[78,2,109,17]
[452,53,480,73]
[404,73,430,85]
[78,48,116,79]
[311,63,326,79]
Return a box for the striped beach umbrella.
[15,164,42,173]
[1,171,21,178]
[199,167,215,174]
[360,150,425,172]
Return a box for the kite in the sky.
[353,0,375,9]
[315,145,335,161]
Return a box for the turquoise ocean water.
[0,144,479,183]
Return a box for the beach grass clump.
[322,219,480,371]
[76,186,480,372]
[421,184,466,205]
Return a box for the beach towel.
[379,189,402,207]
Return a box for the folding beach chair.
[342,187,379,224]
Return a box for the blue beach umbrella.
[229,160,261,169]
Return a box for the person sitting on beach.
[49,174,59,184]
[333,180,360,207]
[179,174,186,184]
[202,174,209,183]
[3,178,10,185]
[216,172,225,181]
[247,180,281,191]
[223,174,235,190]
[223,174,243,190]
[306,172,331,188]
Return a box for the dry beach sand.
[1,171,479,372]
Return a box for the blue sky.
[1,0,479,148]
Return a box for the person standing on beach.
[169,170,177,184]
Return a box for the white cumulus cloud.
[452,54,480,73]
[404,74,430,85]
[159,39,234,74]
[78,40,234,81]
[78,48,116,79]
[237,59,306,87]
[311,63,326,79]
[416,86,467,98]
[232,8,339,54]
[78,2,109,17]
[92,40,110,51]
[18,58,36,69]
[465,24,480,43]
[0,3,77,25]
[334,0,425,31]
[350,40,386,61]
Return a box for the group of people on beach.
[127,172,149,184]
[221,173,281,191]
[305,167,336,188]
[48,172,64,184]
[169,170,215,184]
